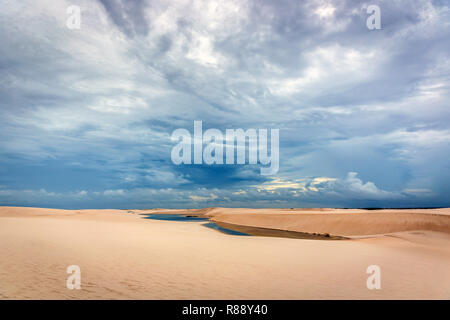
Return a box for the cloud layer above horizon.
[0,0,449,209]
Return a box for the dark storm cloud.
[99,0,150,37]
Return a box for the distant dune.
[203,207,450,237]
[1,206,450,299]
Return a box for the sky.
[0,0,449,209]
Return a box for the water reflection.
[144,214,251,236]
[144,214,208,222]
[202,222,251,236]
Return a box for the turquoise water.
[202,222,251,236]
[144,214,251,236]
[144,214,208,221]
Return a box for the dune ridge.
[137,207,450,237]
[1,206,450,299]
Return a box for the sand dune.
[205,207,450,237]
[0,206,449,299]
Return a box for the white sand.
[0,206,449,299]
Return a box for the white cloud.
[0,0,449,208]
